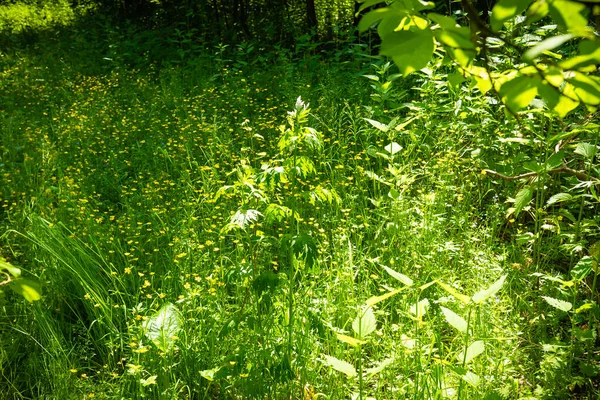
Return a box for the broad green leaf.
[499,75,539,112]
[323,355,357,377]
[462,370,481,387]
[546,193,573,206]
[358,8,391,33]
[569,73,600,105]
[352,306,377,339]
[337,333,366,347]
[440,306,468,333]
[523,34,574,61]
[409,298,430,319]
[365,358,394,376]
[428,13,458,29]
[536,80,579,117]
[574,142,598,161]
[571,256,593,281]
[549,0,589,31]
[381,29,435,76]
[559,39,600,70]
[366,287,406,306]
[143,303,182,352]
[513,186,533,217]
[542,296,572,312]
[357,0,387,13]
[472,275,507,304]
[10,279,41,302]
[464,66,492,94]
[283,234,318,268]
[491,0,533,31]
[437,281,471,304]
[0,258,21,277]
[457,340,485,364]
[526,0,549,23]
[384,142,403,155]
[381,265,413,286]
[364,118,389,132]
[200,366,223,381]
[435,27,476,67]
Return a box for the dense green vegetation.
[0,0,598,399]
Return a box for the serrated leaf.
[546,192,573,206]
[514,186,533,217]
[381,29,434,76]
[457,340,485,364]
[352,306,377,339]
[440,306,468,333]
[462,370,481,387]
[574,142,597,161]
[323,355,357,377]
[571,256,593,281]
[364,118,389,132]
[437,281,471,304]
[491,0,533,31]
[337,333,366,347]
[365,358,394,376]
[381,265,413,286]
[542,296,572,312]
[10,279,41,302]
[472,275,507,304]
[384,142,403,155]
[143,303,182,352]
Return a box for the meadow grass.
[0,8,598,400]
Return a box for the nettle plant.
[216,97,340,375]
[323,264,507,399]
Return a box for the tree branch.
[483,166,598,182]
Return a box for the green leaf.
[381,29,434,76]
[559,39,600,70]
[523,34,574,61]
[143,303,182,352]
[357,0,387,13]
[381,265,413,286]
[440,306,468,333]
[336,333,366,347]
[472,275,507,304]
[10,279,42,302]
[0,257,21,277]
[526,0,550,23]
[546,192,573,206]
[542,296,572,312]
[365,358,394,376]
[569,73,600,105]
[435,27,477,67]
[548,0,589,31]
[457,340,485,364]
[536,80,580,117]
[491,0,533,31]
[545,151,565,169]
[574,142,598,161]
[366,287,406,306]
[358,7,391,33]
[200,366,223,381]
[571,256,593,281]
[364,118,389,132]
[323,355,357,377]
[384,142,403,155]
[283,233,318,268]
[437,281,471,304]
[462,370,481,387]
[499,75,539,113]
[352,306,377,339]
[513,186,533,217]
[409,298,430,319]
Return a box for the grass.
[1,6,599,400]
